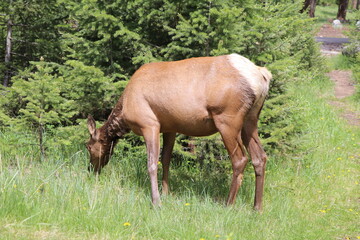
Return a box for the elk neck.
[101,96,130,143]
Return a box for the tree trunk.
[352,0,356,8]
[4,18,13,87]
[301,0,317,18]
[300,0,310,13]
[39,123,46,161]
[351,0,359,9]
[337,0,349,21]
[205,0,212,56]
[309,0,316,18]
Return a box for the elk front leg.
[161,132,176,195]
[143,127,161,206]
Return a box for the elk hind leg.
[214,116,248,205]
[161,132,176,195]
[242,118,267,211]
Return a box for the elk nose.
[88,165,101,174]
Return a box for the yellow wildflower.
[319,210,326,213]
[123,222,131,227]
[13,184,17,188]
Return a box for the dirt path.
[317,24,360,127]
[327,70,360,126]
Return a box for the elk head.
[86,115,115,174]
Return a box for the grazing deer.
[86,54,272,211]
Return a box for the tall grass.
[1,74,359,240]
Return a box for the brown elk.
[86,54,272,211]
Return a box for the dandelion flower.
[319,210,326,213]
[13,184,17,188]
[215,235,221,238]
[185,203,191,206]
[348,209,354,212]
[123,222,131,226]
[200,238,206,240]
[336,157,342,160]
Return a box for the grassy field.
[1,63,359,240]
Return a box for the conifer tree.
[5,61,75,159]
[0,0,66,86]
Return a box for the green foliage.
[61,0,161,77]
[59,60,126,120]
[353,53,360,100]
[2,62,75,128]
[163,1,246,59]
[0,60,125,157]
[0,0,67,82]
[318,0,336,6]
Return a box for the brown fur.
[86,54,271,210]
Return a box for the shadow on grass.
[107,152,256,206]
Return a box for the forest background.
[0,0,359,239]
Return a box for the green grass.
[1,70,359,240]
[315,4,339,23]
[316,4,358,23]
[327,54,354,70]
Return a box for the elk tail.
[258,67,272,82]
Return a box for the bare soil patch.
[327,70,360,126]
[327,70,355,99]
[316,23,349,38]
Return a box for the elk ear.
[87,115,97,138]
